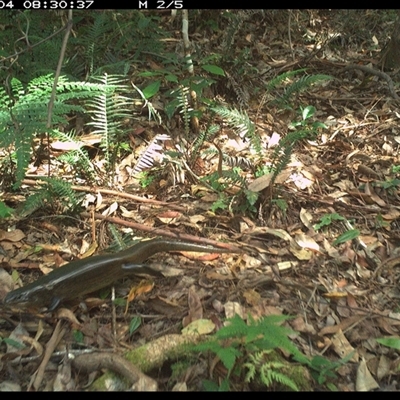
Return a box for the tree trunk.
[380,11,400,71]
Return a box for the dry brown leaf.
[331,329,358,361]
[247,173,273,192]
[56,308,81,327]
[101,201,119,216]
[243,289,261,306]
[381,208,400,220]
[182,286,203,327]
[376,317,399,335]
[291,316,316,334]
[294,233,320,252]
[299,208,314,230]
[356,358,379,391]
[51,140,83,151]
[319,315,366,336]
[224,301,245,320]
[127,280,154,303]
[0,229,25,242]
[157,211,182,224]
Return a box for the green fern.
[21,178,81,216]
[244,351,299,391]
[265,71,332,109]
[85,74,133,184]
[270,105,326,185]
[193,314,309,373]
[0,74,126,188]
[266,69,307,91]
[172,85,193,136]
[55,130,97,182]
[192,124,220,157]
[278,74,332,106]
[211,106,261,156]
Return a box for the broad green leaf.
[142,81,161,99]
[376,336,400,350]
[333,229,360,245]
[129,316,142,335]
[202,65,225,76]
[0,201,14,218]
[302,105,315,120]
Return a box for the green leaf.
[202,380,220,391]
[138,71,163,77]
[165,74,178,83]
[376,336,400,350]
[217,346,242,371]
[0,201,14,218]
[302,105,315,120]
[3,337,26,349]
[73,329,84,343]
[333,229,360,245]
[312,121,327,129]
[314,213,345,230]
[142,80,161,99]
[129,316,142,335]
[202,64,225,76]
[113,297,126,307]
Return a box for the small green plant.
[244,350,299,391]
[332,229,360,246]
[271,105,327,185]
[378,178,400,192]
[191,314,310,391]
[21,178,82,217]
[265,70,332,109]
[314,213,346,230]
[391,165,400,174]
[375,214,389,229]
[129,316,141,336]
[271,198,288,215]
[0,73,134,189]
[137,172,155,188]
[308,353,354,391]
[210,193,229,213]
[0,201,14,218]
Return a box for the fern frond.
[85,74,132,180]
[192,124,219,156]
[173,85,192,135]
[221,11,251,52]
[55,130,97,181]
[132,134,171,174]
[211,106,261,156]
[266,69,306,91]
[21,178,81,216]
[0,74,114,187]
[261,362,299,391]
[226,71,249,107]
[224,155,254,171]
[277,74,332,106]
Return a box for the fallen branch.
[344,64,400,101]
[80,211,241,252]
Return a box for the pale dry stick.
[72,352,157,390]
[30,320,67,390]
[21,179,188,212]
[288,10,295,62]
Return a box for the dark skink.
[4,238,235,310]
